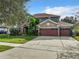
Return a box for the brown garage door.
[60,29,71,36]
[39,28,71,36]
[40,29,58,36]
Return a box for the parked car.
[0,27,8,34]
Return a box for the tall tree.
[61,16,77,24]
[0,0,29,26]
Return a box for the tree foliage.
[0,0,29,26]
[28,16,39,35]
[61,16,77,24]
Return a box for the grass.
[73,25,79,32]
[74,36,79,41]
[0,34,36,44]
[0,45,13,52]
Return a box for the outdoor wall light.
[47,23,50,26]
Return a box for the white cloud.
[45,6,79,18]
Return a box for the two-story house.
[33,13,73,36]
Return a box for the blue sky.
[26,0,79,17]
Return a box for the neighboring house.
[33,13,73,36]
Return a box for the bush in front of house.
[28,26,38,36]
[27,17,39,36]
[10,28,20,36]
[75,32,79,36]
[72,31,79,36]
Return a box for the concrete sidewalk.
[0,42,22,47]
[0,36,79,59]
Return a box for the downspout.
[57,25,60,37]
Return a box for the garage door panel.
[60,29,71,36]
[40,29,58,36]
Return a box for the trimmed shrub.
[76,32,79,36]
[10,28,20,36]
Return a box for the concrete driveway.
[0,36,79,59]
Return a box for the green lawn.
[0,34,36,44]
[0,45,13,52]
[74,36,79,41]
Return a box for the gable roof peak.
[37,19,57,26]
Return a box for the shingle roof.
[33,13,60,18]
[37,19,73,28]
[57,21,73,27]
